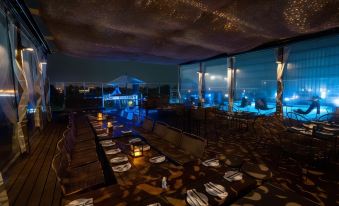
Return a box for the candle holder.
[107,121,113,133]
[130,142,143,158]
[97,112,103,121]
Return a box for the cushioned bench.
[133,117,154,136]
[141,121,207,165]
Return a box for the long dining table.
[62,114,257,206]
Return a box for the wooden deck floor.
[3,122,65,206]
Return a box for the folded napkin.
[105,148,121,155]
[66,198,93,206]
[204,182,228,199]
[224,171,243,182]
[186,189,208,206]
[202,158,220,167]
[112,162,131,172]
[110,156,128,163]
[149,155,166,163]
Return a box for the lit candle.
[97,112,103,120]
[134,149,142,157]
[107,121,112,128]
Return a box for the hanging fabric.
[8,22,28,153]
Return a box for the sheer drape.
[0,13,16,124]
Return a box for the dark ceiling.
[24,0,339,64]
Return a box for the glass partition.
[203,58,228,110]
[180,63,200,106]
[283,35,339,120]
[234,49,277,115]
[0,10,19,167]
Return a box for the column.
[227,57,235,111]
[198,62,203,106]
[276,47,284,118]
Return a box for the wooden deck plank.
[13,128,56,206]
[4,125,50,191]
[39,159,59,206]
[52,182,63,206]
[26,125,63,206]
[39,126,64,206]
[7,129,53,205]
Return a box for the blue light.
[333,98,339,107]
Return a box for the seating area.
[135,118,207,165]
[52,114,105,196]
[1,1,339,206]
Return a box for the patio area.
[1,0,339,206]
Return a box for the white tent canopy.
[107,75,145,86]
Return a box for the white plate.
[149,155,166,163]
[110,156,128,163]
[186,189,208,206]
[105,148,121,155]
[66,198,93,206]
[101,142,116,147]
[147,203,161,206]
[204,182,228,199]
[100,140,113,144]
[143,144,151,151]
[122,130,132,134]
[202,159,220,167]
[224,171,243,182]
[112,162,131,172]
[97,133,108,137]
[128,138,141,143]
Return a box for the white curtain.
[8,22,27,152]
[0,11,17,124]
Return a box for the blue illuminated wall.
[234,49,277,114]
[178,35,339,119]
[202,58,228,109]
[180,63,200,105]
[283,35,339,119]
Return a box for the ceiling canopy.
[28,0,339,64]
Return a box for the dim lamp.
[130,143,143,158]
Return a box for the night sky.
[47,53,178,84]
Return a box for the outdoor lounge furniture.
[52,152,105,196]
[133,117,154,135]
[141,120,207,165]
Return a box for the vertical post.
[101,83,104,109]
[177,65,181,103]
[198,62,204,106]
[276,47,284,118]
[227,57,235,111]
